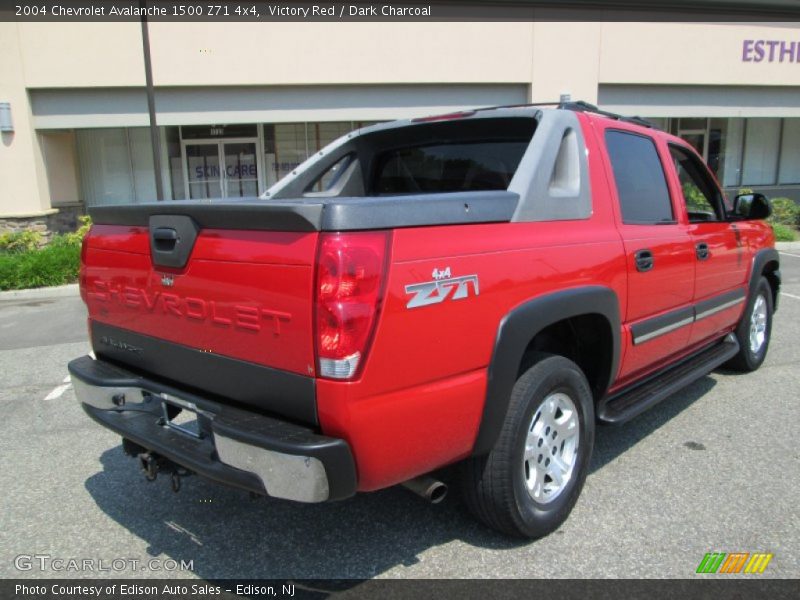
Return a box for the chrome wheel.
[523,392,579,504]
[749,294,768,355]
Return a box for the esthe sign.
[742,39,800,63]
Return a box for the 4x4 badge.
[405,271,479,309]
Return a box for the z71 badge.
[405,268,480,309]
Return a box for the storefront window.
[165,126,185,200]
[76,127,174,205]
[128,128,157,202]
[742,118,781,186]
[76,128,135,205]
[779,119,800,185]
[264,123,307,187]
[718,118,744,188]
[306,122,353,154]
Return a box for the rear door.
[600,126,696,383]
[667,143,748,346]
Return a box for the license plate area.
[156,392,212,440]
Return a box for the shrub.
[0,240,80,290]
[60,215,92,247]
[771,222,796,242]
[0,230,43,254]
[768,197,800,229]
[0,216,91,290]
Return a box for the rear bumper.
[68,355,357,502]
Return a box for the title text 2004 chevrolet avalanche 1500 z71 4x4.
[69,102,780,538]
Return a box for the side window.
[669,145,723,222]
[605,130,674,224]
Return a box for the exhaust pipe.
[401,475,448,504]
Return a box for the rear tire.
[461,353,594,538]
[726,277,773,372]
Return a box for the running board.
[598,334,740,424]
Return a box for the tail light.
[314,231,391,380]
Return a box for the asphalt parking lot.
[1,252,798,580]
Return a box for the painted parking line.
[44,375,72,401]
[779,252,800,259]
[781,292,800,301]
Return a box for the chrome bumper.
[69,355,357,503]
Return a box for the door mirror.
[732,193,771,220]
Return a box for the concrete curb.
[0,283,79,300]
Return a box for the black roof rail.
[472,101,561,112]
[472,100,658,130]
[559,100,656,129]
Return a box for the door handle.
[696,242,710,261]
[152,227,178,253]
[634,249,654,272]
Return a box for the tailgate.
[81,211,319,423]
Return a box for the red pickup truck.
[69,102,780,538]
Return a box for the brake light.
[314,231,391,380]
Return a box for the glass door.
[222,142,258,197]
[185,143,222,199]
[183,139,260,199]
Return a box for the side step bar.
[598,334,740,424]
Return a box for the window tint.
[669,145,723,222]
[605,131,674,224]
[374,141,528,195]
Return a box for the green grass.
[771,222,797,242]
[0,237,81,291]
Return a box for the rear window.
[374,141,528,195]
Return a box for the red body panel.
[82,226,318,376]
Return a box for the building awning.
[599,84,800,118]
[29,84,529,129]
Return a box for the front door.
[184,139,260,199]
[668,143,748,347]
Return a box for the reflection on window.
[670,146,720,223]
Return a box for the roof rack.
[559,100,655,129]
[473,100,657,130]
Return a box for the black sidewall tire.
[733,278,773,371]
[508,357,595,537]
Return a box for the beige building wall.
[599,22,800,86]
[0,23,52,218]
[531,22,602,103]
[16,22,145,88]
[147,22,534,85]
